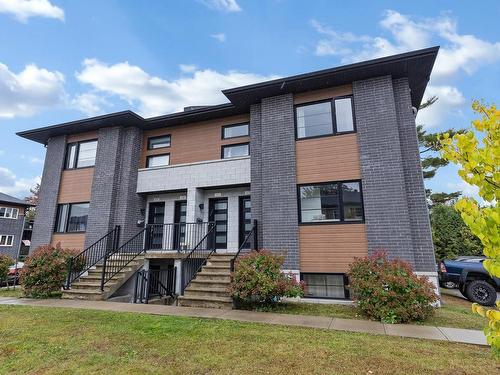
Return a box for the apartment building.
[18,47,439,305]
[0,192,32,260]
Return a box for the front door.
[173,201,187,250]
[209,198,228,249]
[147,202,165,249]
[239,196,252,248]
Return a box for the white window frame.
[0,207,19,219]
[0,235,14,246]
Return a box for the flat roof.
[18,47,439,144]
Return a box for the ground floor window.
[54,203,89,233]
[0,235,14,246]
[301,273,349,299]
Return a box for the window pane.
[223,144,249,158]
[76,140,98,168]
[0,208,4,217]
[12,208,18,219]
[223,123,249,139]
[55,204,69,233]
[300,184,339,222]
[335,98,354,133]
[148,135,171,149]
[6,236,13,246]
[4,208,12,218]
[147,154,170,168]
[296,102,333,138]
[65,143,77,169]
[342,182,363,221]
[0,236,5,245]
[67,203,89,232]
[303,274,346,298]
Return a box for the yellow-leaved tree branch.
[439,101,499,356]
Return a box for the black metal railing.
[181,222,216,293]
[145,222,212,251]
[134,268,177,304]
[230,220,258,272]
[100,227,147,290]
[64,226,120,289]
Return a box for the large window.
[222,123,249,139]
[0,235,14,247]
[65,140,98,169]
[54,203,89,233]
[295,96,355,139]
[0,207,19,219]
[148,135,171,150]
[221,143,249,159]
[301,273,349,299]
[298,180,363,223]
[146,154,170,168]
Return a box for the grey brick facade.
[30,135,66,252]
[250,94,299,269]
[0,215,24,259]
[353,75,435,272]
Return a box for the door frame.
[238,195,251,248]
[209,197,228,249]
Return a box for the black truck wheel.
[466,280,497,306]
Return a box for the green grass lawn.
[0,305,496,375]
[253,290,486,330]
[0,287,23,298]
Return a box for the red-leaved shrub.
[348,252,438,323]
[229,250,304,306]
[20,243,80,298]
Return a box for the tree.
[430,204,483,260]
[439,100,499,355]
[24,183,39,221]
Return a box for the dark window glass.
[335,97,354,133]
[55,205,69,233]
[296,102,333,139]
[299,184,339,222]
[223,123,249,139]
[342,182,363,221]
[302,274,347,299]
[146,154,170,168]
[148,135,171,149]
[67,203,89,232]
[222,143,249,158]
[65,143,77,169]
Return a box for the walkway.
[0,296,487,346]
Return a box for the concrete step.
[208,255,234,262]
[195,273,231,282]
[177,295,233,309]
[61,289,104,301]
[71,281,116,290]
[190,279,230,289]
[201,265,231,274]
[184,287,230,298]
[94,265,135,273]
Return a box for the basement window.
[301,273,349,299]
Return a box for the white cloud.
[211,33,226,42]
[199,0,241,12]
[179,64,197,73]
[0,62,66,118]
[0,150,4,156]
[0,0,64,22]
[20,154,44,165]
[416,85,466,128]
[0,167,40,197]
[72,92,110,116]
[76,59,279,117]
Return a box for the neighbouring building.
[0,192,33,260]
[17,47,439,306]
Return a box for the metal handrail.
[64,225,120,289]
[134,268,176,304]
[230,220,258,272]
[145,222,213,252]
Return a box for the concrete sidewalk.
[0,297,487,346]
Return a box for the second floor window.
[55,203,89,233]
[0,207,19,219]
[222,123,249,139]
[222,143,249,159]
[0,235,14,246]
[148,135,171,149]
[146,154,170,168]
[65,140,98,169]
[295,96,355,139]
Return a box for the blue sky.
[0,0,499,200]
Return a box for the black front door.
[173,201,187,250]
[239,196,252,248]
[209,198,228,249]
[147,202,165,249]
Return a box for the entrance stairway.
[177,253,233,309]
[62,254,145,301]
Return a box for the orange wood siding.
[141,114,250,167]
[294,84,352,105]
[57,168,94,203]
[299,224,368,273]
[51,233,86,250]
[67,131,98,143]
[295,133,361,184]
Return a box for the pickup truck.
[438,257,499,306]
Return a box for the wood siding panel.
[58,168,94,203]
[51,233,86,250]
[294,85,352,105]
[296,134,361,183]
[299,224,368,273]
[67,131,98,143]
[141,114,250,167]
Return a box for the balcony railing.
[145,222,213,252]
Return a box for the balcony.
[137,156,250,193]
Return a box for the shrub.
[229,250,304,306]
[0,254,13,281]
[20,243,80,298]
[348,252,438,324]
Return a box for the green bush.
[20,243,80,298]
[0,254,13,281]
[348,252,438,324]
[229,250,304,306]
